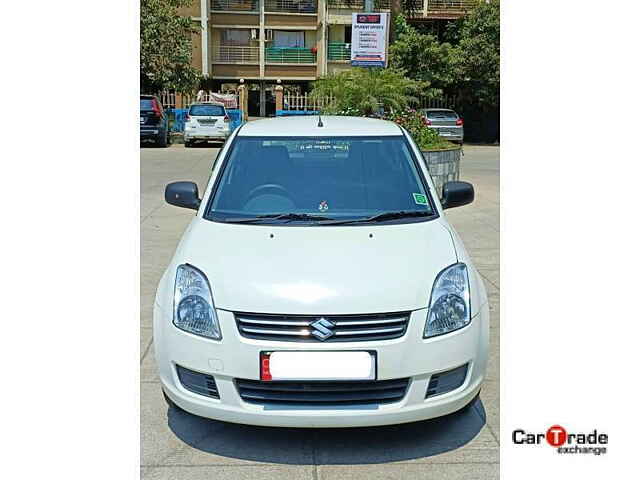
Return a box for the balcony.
[264,0,317,14]
[265,47,317,63]
[327,0,390,10]
[328,42,350,61]
[426,0,476,19]
[212,45,260,64]
[211,0,258,12]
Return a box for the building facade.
[181,0,475,116]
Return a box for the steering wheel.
[244,184,295,207]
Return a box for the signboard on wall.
[350,13,390,67]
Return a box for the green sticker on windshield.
[413,193,428,205]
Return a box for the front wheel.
[184,139,192,148]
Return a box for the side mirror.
[165,181,201,210]
[442,181,474,209]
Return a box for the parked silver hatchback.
[422,108,464,144]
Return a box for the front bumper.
[153,304,489,428]
[140,128,160,138]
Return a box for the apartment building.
[180,0,475,116]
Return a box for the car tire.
[162,390,184,412]
[156,133,168,148]
[184,140,192,148]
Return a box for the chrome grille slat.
[240,327,311,336]
[237,317,310,326]
[235,312,410,342]
[335,317,406,326]
[334,326,405,336]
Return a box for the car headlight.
[173,264,222,340]
[424,263,471,338]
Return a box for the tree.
[140,0,201,93]
[311,67,424,116]
[389,15,458,99]
[455,0,500,109]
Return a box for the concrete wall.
[178,0,200,17]
[191,30,203,71]
[211,13,260,26]
[328,24,345,42]
[212,64,261,77]
[265,14,317,28]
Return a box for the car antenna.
[317,113,324,128]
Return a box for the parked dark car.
[140,95,170,147]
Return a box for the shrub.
[384,109,455,151]
[312,68,423,117]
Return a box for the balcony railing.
[327,0,390,10]
[265,47,316,63]
[328,42,351,61]
[213,45,260,63]
[211,0,258,12]
[264,0,317,13]
[427,0,476,19]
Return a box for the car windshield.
[206,136,435,224]
[426,110,458,120]
[190,105,225,116]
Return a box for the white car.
[154,116,489,428]
[184,102,231,147]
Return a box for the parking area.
[141,144,500,480]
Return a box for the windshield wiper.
[317,210,432,225]
[222,213,335,224]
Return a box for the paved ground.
[141,143,500,480]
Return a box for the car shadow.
[167,397,487,465]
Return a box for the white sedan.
[154,116,489,427]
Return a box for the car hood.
[173,218,458,315]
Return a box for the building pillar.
[259,81,266,117]
[275,80,284,112]
[238,79,248,122]
[200,0,210,76]
[317,0,327,78]
[259,0,265,78]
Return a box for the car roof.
[238,115,403,137]
[190,102,225,107]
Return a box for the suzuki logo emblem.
[310,317,336,341]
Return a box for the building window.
[222,29,251,46]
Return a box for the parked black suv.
[140,95,170,147]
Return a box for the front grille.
[176,365,219,399]
[236,378,410,406]
[235,312,410,342]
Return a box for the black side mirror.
[442,181,474,209]
[165,181,201,210]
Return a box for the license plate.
[260,351,376,381]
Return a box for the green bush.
[312,67,423,117]
[384,109,456,151]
